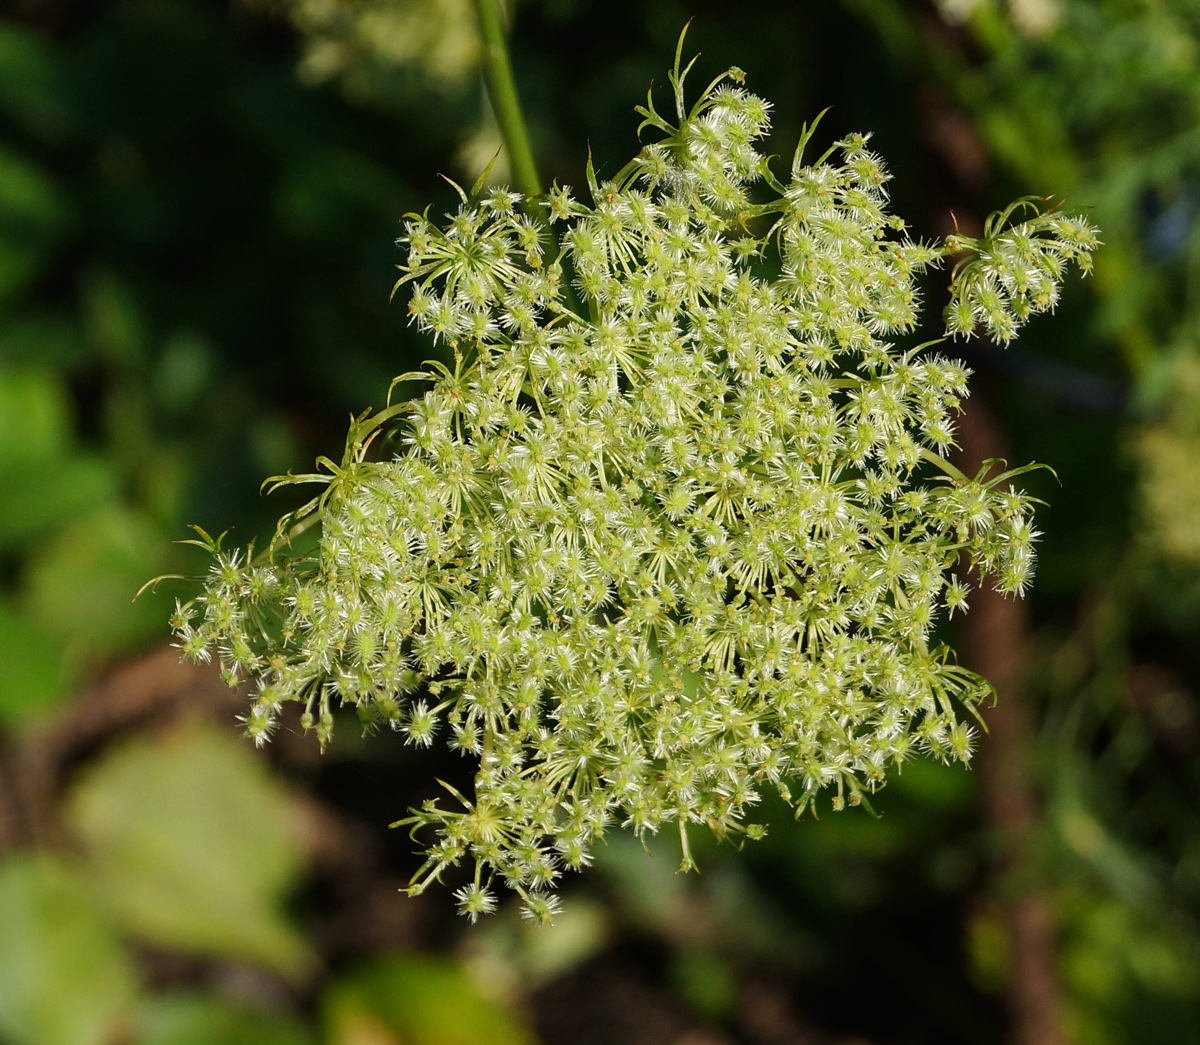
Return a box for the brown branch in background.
[0,646,245,852]
[902,51,1066,1040]
[0,644,431,981]
[956,393,1066,1045]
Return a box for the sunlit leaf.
[323,955,533,1045]
[0,365,73,466]
[0,853,139,1045]
[68,721,313,977]
[138,992,313,1045]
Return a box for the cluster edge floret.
[168,52,1097,922]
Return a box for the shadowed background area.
[0,1,1196,1043]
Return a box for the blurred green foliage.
[0,1,530,1041]
[139,995,312,1045]
[323,955,533,1045]
[0,0,438,727]
[68,722,312,976]
[0,855,138,1045]
[0,724,527,1045]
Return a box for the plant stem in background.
[958,393,1066,1045]
[472,0,542,198]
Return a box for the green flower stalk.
[167,40,1097,922]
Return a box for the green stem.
[472,0,541,199]
[919,445,969,483]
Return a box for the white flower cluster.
[944,198,1096,342]
[170,55,1095,921]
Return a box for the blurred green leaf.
[249,413,302,476]
[461,894,610,994]
[887,756,974,811]
[0,144,67,230]
[966,907,1011,995]
[0,853,139,1045]
[0,366,72,465]
[0,313,88,367]
[670,948,736,1022]
[154,330,214,411]
[0,24,70,141]
[1061,890,1200,1011]
[68,721,313,977]
[0,457,116,547]
[788,759,974,862]
[0,600,67,722]
[0,144,68,298]
[594,830,691,934]
[509,896,608,987]
[323,955,533,1045]
[275,0,481,102]
[25,505,167,656]
[82,268,145,369]
[139,993,313,1045]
